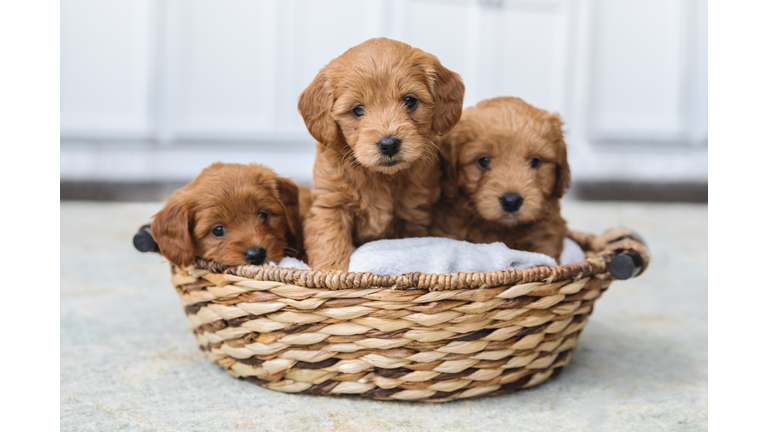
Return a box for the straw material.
[171,229,648,402]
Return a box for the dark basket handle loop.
[593,234,649,280]
[610,250,645,280]
[133,224,159,253]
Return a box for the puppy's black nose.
[378,136,401,157]
[500,193,524,213]
[245,247,267,265]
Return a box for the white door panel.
[689,0,708,144]
[60,0,153,136]
[589,0,688,140]
[171,0,279,137]
[477,1,572,114]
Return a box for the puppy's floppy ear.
[547,114,571,198]
[426,56,465,136]
[298,70,342,147]
[271,177,303,257]
[151,194,196,268]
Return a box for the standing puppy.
[431,97,571,261]
[299,38,464,270]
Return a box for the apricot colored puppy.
[431,97,571,261]
[299,38,465,270]
[151,163,311,268]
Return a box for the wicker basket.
[171,229,648,402]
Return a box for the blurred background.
[60,0,707,202]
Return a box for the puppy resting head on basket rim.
[151,163,311,269]
[298,37,465,271]
[432,96,571,261]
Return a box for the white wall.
[60,0,708,186]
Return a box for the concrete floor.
[60,201,707,432]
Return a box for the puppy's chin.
[351,141,435,175]
[474,200,539,227]
[480,211,525,227]
[351,147,412,175]
[370,157,411,174]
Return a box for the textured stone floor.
[60,201,707,431]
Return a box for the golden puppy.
[299,38,465,270]
[431,97,571,261]
[151,163,311,268]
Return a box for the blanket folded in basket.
[271,238,585,275]
[348,237,556,275]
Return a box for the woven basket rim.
[190,229,648,291]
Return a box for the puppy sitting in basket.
[150,163,311,268]
[298,37,465,271]
[430,96,571,262]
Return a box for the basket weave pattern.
[172,230,647,402]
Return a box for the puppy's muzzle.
[245,246,267,265]
[500,193,524,213]
[377,136,401,158]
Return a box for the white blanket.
[273,256,311,270]
[560,237,586,265]
[271,237,585,275]
[348,237,556,275]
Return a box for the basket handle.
[133,224,159,253]
[592,229,650,280]
[609,250,644,280]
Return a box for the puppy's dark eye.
[257,210,269,222]
[352,104,364,118]
[212,225,225,238]
[403,96,418,110]
[530,157,541,169]
[477,156,491,169]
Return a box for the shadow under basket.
[171,229,649,402]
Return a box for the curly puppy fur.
[151,163,311,268]
[299,38,465,270]
[431,97,571,261]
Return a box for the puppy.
[431,97,571,261]
[299,38,465,270]
[151,163,311,268]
